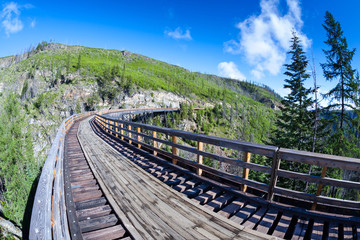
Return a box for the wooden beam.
[267,149,280,201]
[137,127,141,149]
[197,142,203,175]
[241,152,251,192]
[115,122,118,138]
[120,123,124,140]
[312,166,327,210]
[172,136,178,165]
[153,131,157,156]
[128,125,132,144]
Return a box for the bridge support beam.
[241,152,251,192]
[120,123,124,140]
[153,131,157,156]
[172,136,178,165]
[197,142,203,176]
[137,127,141,148]
[267,149,280,201]
[312,166,328,210]
[128,125,132,144]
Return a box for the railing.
[95,109,360,213]
[29,112,93,240]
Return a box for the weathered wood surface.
[95,110,360,212]
[30,111,94,239]
[78,117,274,240]
[96,114,277,157]
[29,119,67,240]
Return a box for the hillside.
[0,42,281,158]
[0,42,281,230]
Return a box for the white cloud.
[218,61,246,81]
[165,27,192,40]
[1,2,33,36]
[224,0,311,79]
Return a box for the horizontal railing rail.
[30,111,93,240]
[95,109,360,212]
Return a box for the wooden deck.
[77,117,275,240]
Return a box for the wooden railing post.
[115,121,118,138]
[172,136,178,165]
[120,123,124,140]
[128,125,132,144]
[197,142,203,175]
[137,127,141,148]
[153,131,157,156]
[311,166,328,210]
[241,152,251,192]
[267,149,280,201]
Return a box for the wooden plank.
[272,212,292,238]
[71,179,97,187]
[173,179,201,193]
[312,166,327,210]
[72,185,100,194]
[242,152,251,192]
[230,203,259,224]
[328,222,338,240]
[183,183,211,198]
[159,171,182,182]
[292,217,308,239]
[172,135,178,165]
[128,125,132,144]
[165,175,191,186]
[153,131,157,156]
[267,149,280,201]
[193,188,223,205]
[75,197,107,210]
[311,220,325,240]
[197,141,203,175]
[218,198,245,219]
[242,206,267,230]
[82,225,126,240]
[256,209,278,234]
[279,148,360,171]
[274,187,360,209]
[277,169,360,190]
[73,189,103,202]
[76,205,112,221]
[79,214,118,233]
[137,127,141,148]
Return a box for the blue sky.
[1,0,360,99]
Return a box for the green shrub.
[0,92,39,227]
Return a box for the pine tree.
[321,11,356,131]
[271,31,314,191]
[272,31,313,151]
[321,11,358,157]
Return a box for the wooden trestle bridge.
[29,109,360,240]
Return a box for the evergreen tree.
[272,31,313,151]
[271,32,314,191]
[321,11,358,157]
[321,11,356,131]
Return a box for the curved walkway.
[77,117,274,239]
